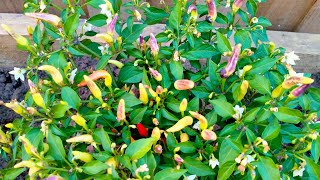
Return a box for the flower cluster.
[1,0,319,179]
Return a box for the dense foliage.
[0,0,319,179]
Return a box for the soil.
[0,57,320,122]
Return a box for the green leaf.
[219,138,242,166]
[262,119,280,141]
[161,108,179,121]
[144,7,168,25]
[120,93,142,108]
[248,75,271,95]
[130,107,148,124]
[183,157,215,176]
[47,131,66,161]
[243,107,260,122]
[82,160,108,175]
[210,99,235,118]
[181,44,217,60]
[166,133,178,151]
[48,51,68,71]
[3,168,26,180]
[96,55,111,70]
[154,168,187,180]
[257,156,280,180]
[304,155,320,179]
[51,102,70,118]
[138,151,157,177]
[234,30,251,49]
[87,14,107,27]
[169,60,184,80]
[125,138,155,160]
[191,86,210,99]
[177,142,197,153]
[311,137,320,163]
[246,0,257,16]
[273,107,304,124]
[32,24,42,45]
[61,87,81,110]
[168,1,182,31]
[217,161,236,180]
[64,13,80,36]
[247,57,277,75]
[216,31,232,53]
[308,88,320,102]
[119,64,143,83]
[122,24,147,43]
[93,128,112,153]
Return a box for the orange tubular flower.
[117,99,126,121]
[189,111,208,130]
[38,65,64,86]
[83,75,103,103]
[25,13,62,27]
[174,79,195,90]
[166,116,193,132]
[282,76,314,89]
[201,129,217,141]
[78,70,112,88]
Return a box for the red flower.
[137,123,148,137]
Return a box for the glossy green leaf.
[61,87,81,110]
[154,168,187,180]
[82,160,108,175]
[273,107,304,124]
[217,161,236,180]
[125,138,155,160]
[257,156,280,180]
[184,157,215,176]
[210,99,235,118]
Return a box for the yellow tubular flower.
[145,85,158,98]
[282,76,314,89]
[38,65,64,86]
[238,80,249,101]
[242,65,252,76]
[108,60,124,69]
[83,75,103,103]
[1,24,30,49]
[179,98,188,112]
[96,33,113,44]
[104,72,112,88]
[149,68,162,81]
[28,80,46,109]
[272,84,285,98]
[19,135,41,158]
[151,127,161,141]
[71,114,88,130]
[0,128,10,144]
[201,129,217,141]
[25,13,61,27]
[72,151,93,163]
[66,134,94,143]
[14,160,36,168]
[117,99,126,121]
[106,157,117,174]
[139,83,149,104]
[189,111,208,130]
[166,116,193,132]
[180,133,189,142]
[1,100,25,115]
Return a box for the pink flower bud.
[149,33,159,57]
[220,44,242,78]
[174,154,184,164]
[154,144,163,154]
[201,129,217,141]
[174,79,195,90]
[149,68,162,81]
[206,0,217,23]
[107,14,118,35]
[232,0,247,13]
[290,84,311,98]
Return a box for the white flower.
[209,154,219,169]
[69,68,77,84]
[135,164,149,175]
[98,44,109,55]
[233,105,245,120]
[39,0,46,10]
[282,51,300,65]
[186,175,197,180]
[99,4,113,24]
[251,17,258,24]
[192,121,200,130]
[246,155,255,163]
[9,67,26,81]
[83,21,93,32]
[237,69,244,77]
[293,167,305,177]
